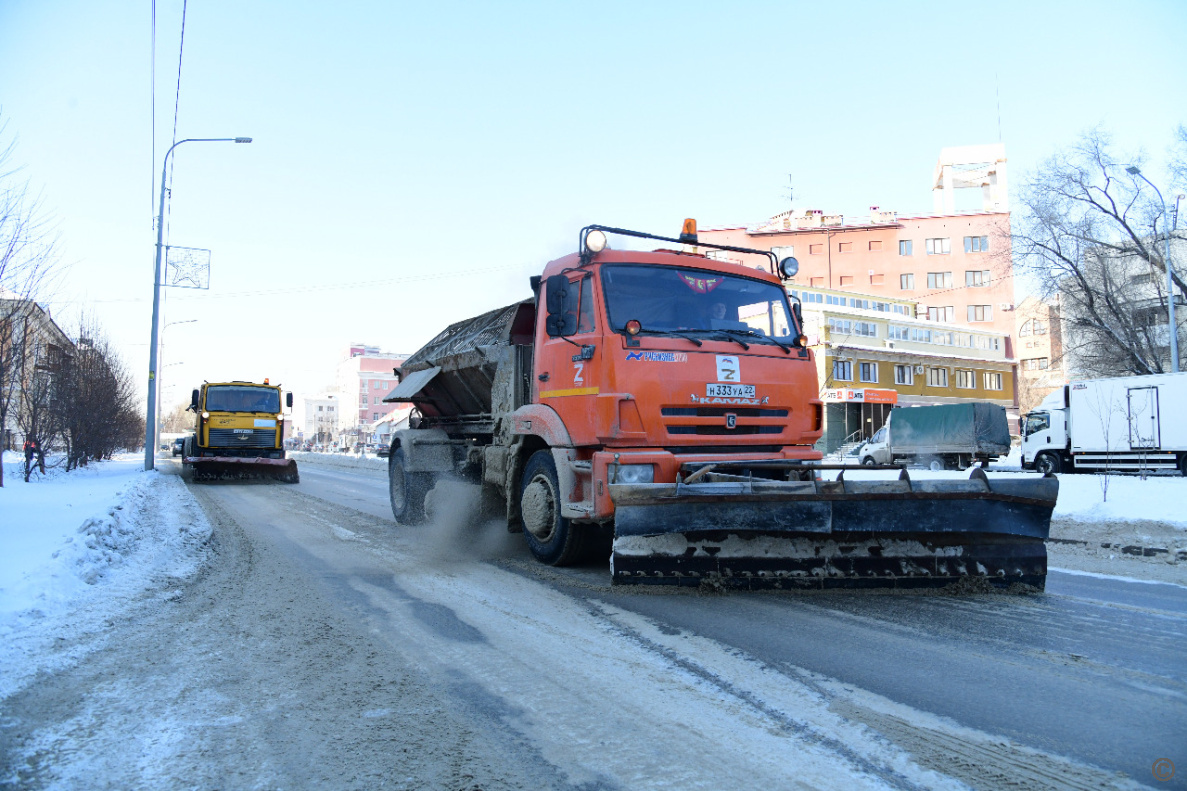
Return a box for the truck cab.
[857,426,889,466]
[1021,390,1070,473]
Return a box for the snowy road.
[4,460,1183,789]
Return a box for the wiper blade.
[716,328,794,354]
[632,327,703,347]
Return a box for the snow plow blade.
[609,466,1057,590]
[183,456,300,484]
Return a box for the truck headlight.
[201,412,210,419]
[615,464,654,484]
[277,414,284,421]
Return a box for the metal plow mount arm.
[609,464,1058,590]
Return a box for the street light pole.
[145,137,251,470]
[1126,166,1178,374]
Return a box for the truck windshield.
[1024,412,1049,437]
[600,264,796,345]
[205,386,280,413]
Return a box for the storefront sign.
[823,388,899,404]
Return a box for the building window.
[839,276,853,286]
[383,381,389,390]
[869,240,883,252]
[373,381,381,389]
[900,273,914,290]
[927,271,953,289]
[317,405,323,412]
[965,270,990,287]
[984,372,1003,390]
[833,360,853,381]
[870,273,884,285]
[1023,358,1050,371]
[927,367,949,387]
[955,370,976,389]
[1019,320,1032,337]
[810,277,825,287]
[838,242,853,253]
[926,306,954,323]
[853,321,878,338]
[925,238,951,255]
[964,235,990,253]
[328,406,334,412]
[1033,320,1048,335]
[772,245,794,260]
[894,364,914,385]
[859,362,878,383]
[810,244,824,255]
[899,240,913,256]
[373,412,381,421]
[828,318,851,334]
[967,304,993,322]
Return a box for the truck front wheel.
[1034,451,1062,475]
[520,450,588,566]
[389,447,430,525]
[861,456,876,467]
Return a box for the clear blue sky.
[1,0,1184,408]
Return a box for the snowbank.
[290,451,386,473]
[0,455,213,699]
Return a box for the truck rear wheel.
[520,450,588,566]
[1035,451,1062,475]
[389,447,430,525]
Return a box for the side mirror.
[544,274,577,337]
[190,388,200,409]
[286,392,293,409]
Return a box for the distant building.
[335,343,409,446]
[297,393,340,446]
[788,285,1015,451]
[0,297,76,451]
[1014,295,1065,415]
[700,145,1017,342]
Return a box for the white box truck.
[1021,372,1187,474]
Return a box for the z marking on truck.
[716,355,739,382]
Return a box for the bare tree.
[1013,127,1184,378]
[162,400,193,433]
[0,116,61,486]
[56,318,143,470]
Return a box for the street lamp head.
[1125,165,1141,175]
[234,137,253,144]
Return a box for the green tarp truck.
[857,403,1011,470]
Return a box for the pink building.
[335,344,408,445]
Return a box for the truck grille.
[662,406,788,438]
[208,428,276,448]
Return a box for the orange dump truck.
[384,223,1057,589]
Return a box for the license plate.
[706,383,755,398]
[233,429,253,434]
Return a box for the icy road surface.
[2,459,1183,790]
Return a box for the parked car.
[172,437,186,457]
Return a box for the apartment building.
[335,343,408,446]
[700,145,1016,341]
[788,285,1015,452]
[1014,295,1065,415]
[296,394,340,445]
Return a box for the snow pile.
[290,450,387,473]
[0,456,213,699]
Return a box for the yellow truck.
[182,380,299,482]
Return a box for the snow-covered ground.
[0,452,212,699]
[2,452,1184,700]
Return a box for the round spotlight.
[779,256,799,278]
[201,411,210,419]
[625,319,642,336]
[797,334,809,347]
[586,229,608,254]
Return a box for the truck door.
[536,272,601,444]
[1127,386,1159,449]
